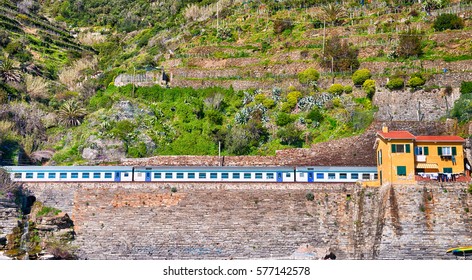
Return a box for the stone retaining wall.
[21,181,472,260]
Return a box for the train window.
[340,173,347,179]
[26,173,33,179]
[221,173,229,179]
[210,173,217,179]
[188,173,195,179]
[374,173,378,180]
[351,173,359,179]
[60,173,67,179]
[154,173,161,179]
[82,173,90,179]
[300,173,305,178]
[307,168,314,170]
[328,173,335,179]
[266,173,274,179]
[124,173,129,177]
[285,173,291,178]
[14,173,22,179]
[104,173,112,179]
[244,173,251,179]
[48,173,56,179]
[93,173,101,179]
[176,173,184,179]
[232,173,240,179]
[316,173,324,179]
[362,174,370,180]
[71,173,79,179]
[199,173,206,179]
[255,173,262,179]
[37,173,45,179]
[165,173,173,179]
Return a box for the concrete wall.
[22,181,472,260]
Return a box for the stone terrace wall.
[377,182,472,259]
[0,199,19,238]
[22,181,472,260]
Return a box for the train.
[3,165,378,183]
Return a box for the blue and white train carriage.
[295,166,378,183]
[133,166,295,182]
[5,166,134,182]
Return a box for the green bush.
[306,109,324,123]
[343,86,353,94]
[328,84,345,95]
[273,18,293,34]
[450,92,472,123]
[460,81,472,95]
[433,13,464,31]
[396,31,423,58]
[362,79,376,99]
[277,123,303,146]
[276,112,293,126]
[352,69,371,86]
[407,77,425,88]
[298,68,320,86]
[386,77,404,90]
[37,206,61,217]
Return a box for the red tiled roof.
[415,135,465,142]
[377,130,415,140]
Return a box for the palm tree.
[321,4,346,26]
[0,57,22,83]
[57,99,87,127]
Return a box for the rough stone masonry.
[23,181,472,260]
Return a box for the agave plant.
[57,100,87,127]
[0,57,22,83]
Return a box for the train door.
[145,172,151,182]
[114,171,121,182]
[276,172,283,182]
[308,172,314,183]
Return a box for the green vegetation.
[433,13,464,31]
[387,77,405,90]
[1,0,471,164]
[37,206,61,217]
[352,69,371,86]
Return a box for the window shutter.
[406,144,410,153]
[452,147,457,156]
[424,147,429,155]
[392,144,396,153]
[437,147,442,156]
[397,166,406,176]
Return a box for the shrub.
[306,192,315,201]
[343,86,353,94]
[352,69,371,86]
[407,77,426,88]
[322,36,359,72]
[276,112,293,126]
[273,18,293,34]
[396,31,423,58]
[386,77,404,90]
[0,30,10,47]
[328,84,345,95]
[277,123,303,146]
[433,13,464,31]
[37,206,61,217]
[362,79,376,99]
[298,68,320,87]
[306,108,324,123]
[460,81,472,95]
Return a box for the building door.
[277,172,283,182]
[145,172,151,182]
[308,172,314,182]
[114,171,121,182]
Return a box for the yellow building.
[374,126,466,185]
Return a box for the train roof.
[2,166,134,172]
[133,166,294,172]
[296,166,377,172]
